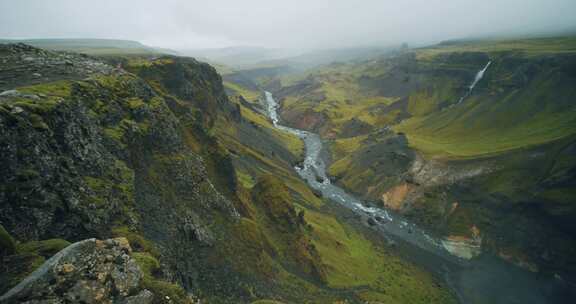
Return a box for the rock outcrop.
[0,44,239,300]
[441,226,482,260]
[0,237,153,304]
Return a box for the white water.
[457,61,491,104]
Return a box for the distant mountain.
[0,38,177,55]
[179,46,299,67]
[181,45,397,70]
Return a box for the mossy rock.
[251,175,301,229]
[133,252,161,279]
[0,224,16,257]
[111,226,160,258]
[0,252,45,294]
[133,252,192,304]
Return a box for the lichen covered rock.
[0,237,153,304]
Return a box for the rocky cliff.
[0,43,240,302]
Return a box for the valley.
[220,36,576,302]
[264,91,570,303]
[0,30,575,304]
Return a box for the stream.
[263,91,573,304]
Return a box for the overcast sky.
[1,0,575,49]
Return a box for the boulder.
[0,237,153,304]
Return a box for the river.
[264,91,573,304]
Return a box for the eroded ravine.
[264,91,571,304]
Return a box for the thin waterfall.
[457,60,491,104]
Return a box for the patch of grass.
[224,81,261,101]
[416,36,576,60]
[330,135,368,160]
[126,97,145,110]
[236,169,256,189]
[19,80,72,97]
[112,226,160,258]
[0,234,70,294]
[10,97,63,114]
[304,208,455,303]
[133,252,193,304]
[17,239,71,258]
[0,252,45,294]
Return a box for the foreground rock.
[0,237,153,304]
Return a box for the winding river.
[264,91,572,304]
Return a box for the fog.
[1,0,575,50]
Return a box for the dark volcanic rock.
[0,237,153,304]
[367,217,377,226]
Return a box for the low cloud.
[1,0,575,49]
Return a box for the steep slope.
[275,37,576,279]
[0,44,456,303]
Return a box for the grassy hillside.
[396,37,576,159]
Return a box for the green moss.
[220,218,279,281]
[19,80,72,97]
[27,113,49,130]
[0,224,16,256]
[236,170,256,189]
[0,252,45,294]
[103,126,125,142]
[133,252,192,304]
[111,227,160,258]
[252,175,297,227]
[17,239,71,258]
[133,252,161,277]
[0,235,66,295]
[12,97,62,114]
[81,158,135,217]
[126,97,145,110]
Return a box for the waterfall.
[457,60,491,104]
[469,61,491,90]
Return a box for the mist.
[1,0,575,50]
